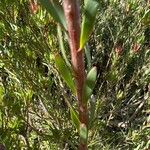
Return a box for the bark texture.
[63,0,88,149]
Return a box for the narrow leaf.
[89,95,96,129]
[39,0,66,29]
[61,93,80,131]
[82,67,97,103]
[57,25,71,67]
[80,124,88,143]
[70,108,80,131]
[85,44,92,71]
[55,54,75,93]
[142,9,150,26]
[80,0,99,49]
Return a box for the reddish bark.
[63,0,88,149]
[29,0,39,14]
[132,43,141,53]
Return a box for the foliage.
[0,0,150,149]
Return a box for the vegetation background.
[0,0,150,149]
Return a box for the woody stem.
[63,0,88,149]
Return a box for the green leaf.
[60,93,80,131]
[79,124,88,143]
[82,67,97,104]
[89,96,96,129]
[39,0,66,30]
[142,9,150,26]
[0,86,4,103]
[70,108,80,131]
[80,0,99,49]
[57,25,71,67]
[106,70,118,84]
[85,44,92,71]
[55,54,76,93]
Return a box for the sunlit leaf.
[70,108,80,131]
[55,54,76,93]
[57,25,70,67]
[82,67,97,104]
[0,86,4,103]
[79,123,88,143]
[39,0,66,29]
[142,9,150,26]
[80,0,99,49]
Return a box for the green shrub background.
[0,0,149,149]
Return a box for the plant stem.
[63,0,88,149]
